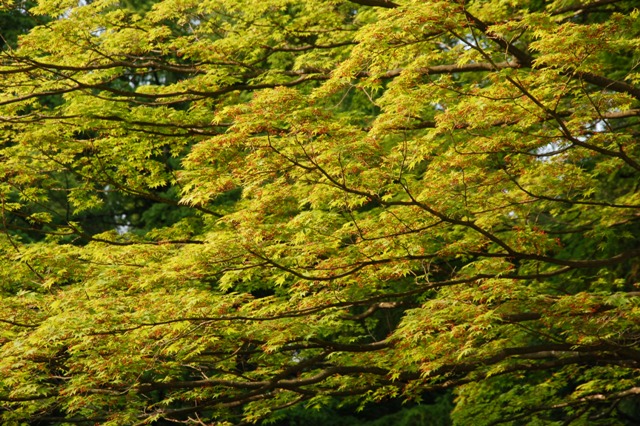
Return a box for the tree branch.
[347,0,399,8]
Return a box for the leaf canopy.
[1,0,640,424]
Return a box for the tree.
[0,0,639,424]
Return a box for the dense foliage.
[1,0,639,424]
